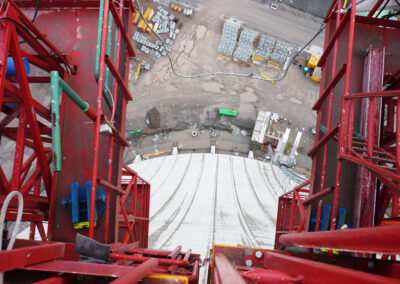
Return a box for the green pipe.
[112,24,118,95]
[320,125,364,139]
[104,11,113,90]
[56,74,90,112]
[94,0,105,83]
[95,1,113,109]
[50,71,62,171]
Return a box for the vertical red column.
[353,48,385,228]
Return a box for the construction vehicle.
[0,0,399,283]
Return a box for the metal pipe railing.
[50,71,96,171]
[95,0,117,109]
[279,224,400,254]
[50,71,62,171]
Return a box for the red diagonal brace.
[108,0,136,57]
[104,55,133,101]
[10,27,52,196]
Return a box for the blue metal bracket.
[62,181,106,229]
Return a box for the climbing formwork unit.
[272,0,400,280]
[0,0,199,282]
[209,0,400,282]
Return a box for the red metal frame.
[272,0,400,281]
[2,0,400,282]
[0,0,74,242]
[276,0,400,244]
[210,244,400,283]
[0,1,201,282]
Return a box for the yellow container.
[138,19,147,32]
[144,7,152,20]
[252,55,264,62]
[310,66,321,82]
[133,12,140,24]
[307,54,320,69]
[148,9,155,21]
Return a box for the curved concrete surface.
[129,153,298,281]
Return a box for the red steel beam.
[0,21,12,108]
[168,245,182,259]
[9,27,52,196]
[316,9,340,200]
[33,277,70,284]
[279,224,400,254]
[88,0,110,238]
[264,251,400,283]
[397,98,400,171]
[105,0,125,242]
[331,0,357,231]
[4,80,51,121]
[110,258,158,284]
[367,0,386,17]
[97,178,126,195]
[313,65,346,110]
[108,0,135,57]
[26,259,133,277]
[318,11,350,67]
[101,115,130,146]
[323,0,339,23]
[0,194,48,210]
[20,52,53,72]
[308,125,339,156]
[0,242,65,272]
[303,187,334,205]
[345,90,400,99]
[110,253,190,267]
[5,212,46,221]
[0,105,21,132]
[9,0,75,73]
[104,55,133,101]
[214,253,246,284]
[342,152,400,185]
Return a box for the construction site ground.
[126,0,324,175]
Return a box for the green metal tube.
[57,75,89,112]
[94,0,105,82]
[104,11,113,89]
[95,1,113,109]
[50,71,62,171]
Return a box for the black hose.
[376,0,390,18]
[31,0,40,23]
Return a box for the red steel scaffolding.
[209,0,400,283]
[0,0,199,282]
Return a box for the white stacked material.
[251,111,271,144]
[218,20,240,56]
[271,40,297,65]
[133,31,158,49]
[270,49,287,65]
[183,8,194,16]
[254,35,276,60]
[153,0,170,6]
[233,28,258,62]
